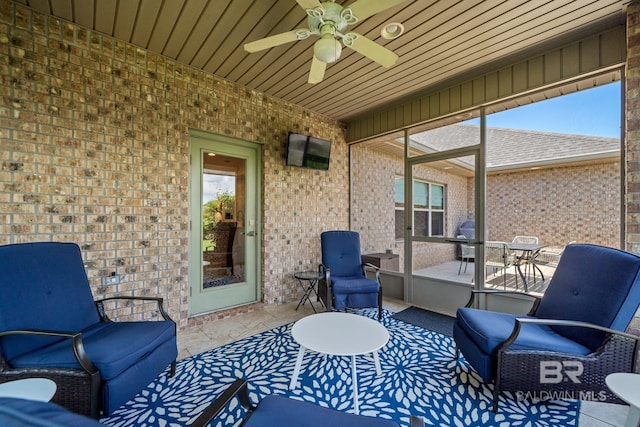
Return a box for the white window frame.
[395,176,445,238]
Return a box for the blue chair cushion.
[321,231,364,278]
[535,244,640,350]
[453,320,493,382]
[331,276,380,294]
[331,277,380,310]
[0,397,103,426]
[244,395,400,427]
[8,321,176,380]
[0,242,100,361]
[456,307,591,356]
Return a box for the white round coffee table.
[0,378,57,402]
[288,312,389,414]
[606,373,640,427]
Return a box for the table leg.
[515,262,528,292]
[625,405,640,427]
[351,355,359,414]
[289,345,306,390]
[295,279,317,312]
[309,279,325,308]
[373,351,382,375]
[306,280,318,313]
[295,279,306,311]
[532,262,545,282]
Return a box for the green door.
[189,131,261,315]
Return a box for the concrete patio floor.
[413,260,557,294]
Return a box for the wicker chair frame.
[0,296,176,419]
[461,290,640,412]
[496,319,639,411]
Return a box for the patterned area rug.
[101,309,579,426]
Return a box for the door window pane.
[202,153,245,288]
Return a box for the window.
[395,177,445,239]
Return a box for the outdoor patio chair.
[453,243,640,412]
[511,235,540,281]
[484,241,516,289]
[532,241,576,269]
[0,379,424,427]
[0,242,178,418]
[318,230,383,320]
[457,234,475,275]
[191,378,424,427]
[204,222,237,275]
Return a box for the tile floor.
[176,298,629,427]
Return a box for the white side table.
[0,378,57,402]
[289,312,389,414]
[606,373,640,427]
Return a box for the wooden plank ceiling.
[13,0,627,123]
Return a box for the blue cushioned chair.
[191,378,423,427]
[0,398,103,426]
[453,244,640,412]
[319,231,382,320]
[0,380,424,427]
[0,242,178,418]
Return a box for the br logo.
[539,361,583,384]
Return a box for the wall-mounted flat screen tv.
[286,132,331,171]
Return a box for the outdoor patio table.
[606,373,640,427]
[294,270,324,313]
[0,378,57,402]
[289,312,389,414]
[507,242,547,291]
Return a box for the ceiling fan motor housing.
[307,2,353,34]
[244,0,401,84]
[308,2,357,63]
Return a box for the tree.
[203,191,235,242]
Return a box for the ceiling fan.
[244,0,407,84]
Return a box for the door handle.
[244,231,256,237]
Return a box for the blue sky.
[470,81,621,138]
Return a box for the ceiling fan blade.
[345,33,398,67]
[296,0,322,10]
[244,30,301,53]
[308,56,327,84]
[347,0,407,21]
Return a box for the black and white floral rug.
[102,309,579,426]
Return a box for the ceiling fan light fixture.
[314,36,342,63]
[381,22,404,40]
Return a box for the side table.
[606,373,640,427]
[294,270,324,313]
[0,378,57,402]
[289,312,390,414]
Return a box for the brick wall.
[352,145,620,272]
[351,145,469,271]
[0,1,348,328]
[628,2,640,255]
[486,161,620,248]
[626,0,640,352]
